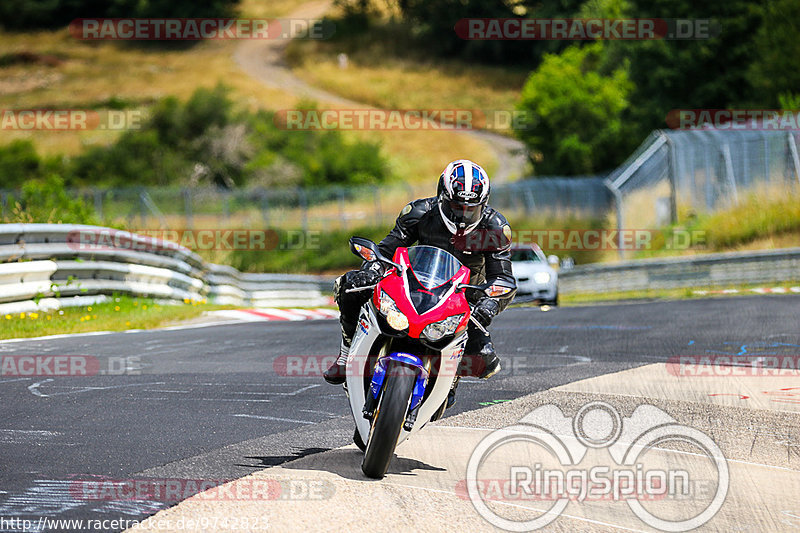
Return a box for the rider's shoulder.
[482,205,510,230]
[398,197,437,222]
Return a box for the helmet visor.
[442,199,484,227]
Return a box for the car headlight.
[533,271,551,284]
[422,314,465,342]
[379,290,409,330]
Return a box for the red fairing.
[372,247,471,339]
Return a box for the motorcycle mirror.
[457,280,515,298]
[484,284,513,297]
[349,236,378,262]
[484,279,515,297]
[349,236,404,272]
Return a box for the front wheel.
[361,361,417,479]
[353,428,366,452]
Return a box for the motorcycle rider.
[323,159,516,402]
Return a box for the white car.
[510,244,558,305]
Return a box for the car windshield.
[407,246,462,289]
[510,249,541,262]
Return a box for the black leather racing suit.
[334,197,517,375]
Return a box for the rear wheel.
[361,361,416,479]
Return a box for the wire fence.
[0,177,611,231]
[3,129,797,234]
[607,129,800,229]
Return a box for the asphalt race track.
[1,295,798,532]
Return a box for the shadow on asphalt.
[278,447,445,481]
[236,447,331,468]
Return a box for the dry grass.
[285,2,527,116]
[696,185,800,250]
[0,0,497,184]
[0,34,292,156]
[289,44,527,113]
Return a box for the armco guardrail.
[0,224,333,314]
[559,247,800,293]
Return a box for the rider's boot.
[478,341,501,379]
[478,340,500,379]
[323,334,351,385]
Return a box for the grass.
[286,17,528,129]
[692,188,800,251]
[0,0,495,184]
[0,295,230,340]
[624,185,800,261]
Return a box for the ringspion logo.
[465,401,728,531]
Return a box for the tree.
[516,42,633,174]
[617,0,765,139]
[0,0,240,30]
[749,0,800,105]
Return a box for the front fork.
[363,352,429,432]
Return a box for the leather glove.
[472,297,501,328]
[351,265,381,288]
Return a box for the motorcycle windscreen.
[406,246,463,314]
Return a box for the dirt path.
[232,1,528,183]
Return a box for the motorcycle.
[342,237,514,479]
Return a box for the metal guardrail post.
[139,188,148,226]
[664,135,678,224]
[183,188,193,229]
[787,132,800,186]
[721,143,739,204]
[93,189,104,220]
[604,179,625,261]
[259,188,270,226]
[297,187,308,232]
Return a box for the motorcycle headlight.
[533,271,551,284]
[422,314,465,342]
[379,291,408,331]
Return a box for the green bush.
[2,175,99,224]
[225,212,607,274]
[0,140,42,189]
[63,86,390,188]
[227,226,389,274]
[0,0,240,30]
[516,42,633,175]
